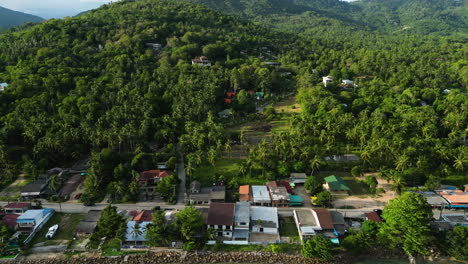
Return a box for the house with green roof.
[324,175,350,196]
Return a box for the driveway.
[293,185,312,208]
[176,146,186,205]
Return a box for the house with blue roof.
[16,208,54,235]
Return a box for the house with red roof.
[2,214,19,229]
[133,210,153,222]
[4,203,31,215]
[192,56,211,66]
[138,170,174,197]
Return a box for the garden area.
[279,216,299,239]
[30,213,84,246]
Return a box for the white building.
[192,56,211,66]
[125,221,150,245]
[251,186,271,206]
[250,206,278,234]
[206,203,235,238]
[322,76,333,87]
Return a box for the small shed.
[290,173,307,184]
[324,175,350,195]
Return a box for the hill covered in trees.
[0,6,43,30]
[183,0,468,35]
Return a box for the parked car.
[74,193,82,200]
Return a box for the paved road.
[176,146,186,205]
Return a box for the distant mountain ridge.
[181,0,468,35]
[0,6,44,30]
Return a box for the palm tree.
[391,174,406,195]
[395,155,410,171]
[453,149,466,171]
[131,222,144,246]
[310,155,322,176]
[224,142,232,159]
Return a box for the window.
[225,225,231,230]
[240,222,247,226]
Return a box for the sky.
[0,0,117,19]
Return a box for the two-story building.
[207,203,235,238]
[16,209,54,235]
[252,186,271,206]
[266,181,290,207]
[137,170,174,197]
[232,202,250,243]
[4,203,31,215]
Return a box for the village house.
[250,206,279,234]
[342,79,354,85]
[437,190,468,209]
[218,109,232,119]
[186,181,226,205]
[322,76,333,87]
[124,221,151,246]
[137,169,174,196]
[239,185,251,203]
[2,214,19,229]
[365,211,382,222]
[133,210,153,222]
[323,175,350,196]
[21,176,53,200]
[207,203,235,238]
[266,181,290,207]
[293,209,321,241]
[330,211,346,236]
[418,191,449,208]
[16,209,54,235]
[192,56,211,66]
[4,203,31,215]
[232,202,250,243]
[251,186,271,206]
[440,214,468,227]
[324,154,360,162]
[145,43,162,51]
[290,173,307,184]
[264,61,280,68]
[75,210,102,237]
[293,209,338,243]
[0,82,8,92]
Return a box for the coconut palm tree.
[131,222,144,246]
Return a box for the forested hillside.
[0,0,466,203]
[0,6,43,30]
[183,0,468,35]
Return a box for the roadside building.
[437,190,468,209]
[21,175,53,200]
[250,206,279,234]
[441,214,468,227]
[232,202,250,243]
[16,209,54,234]
[290,173,307,184]
[239,185,251,202]
[251,186,271,206]
[207,203,235,238]
[266,182,290,207]
[133,210,153,222]
[2,214,19,229]
[365,211,382,222]
[124,221,151,246]
[418,191,449,208]
[323,175,350,196]
[75,210,102,237]
[186,183,226,205]
[137,169,174,196]
[4,203,31,215]
[324,154,360,162]
[330,211,346,235]
[293,209,321,241]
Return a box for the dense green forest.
[183,0,468,36]
[0,0,466,201]
[0,6,43,31]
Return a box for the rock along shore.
[17,251,349,264]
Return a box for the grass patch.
[192,159,243,186]
[102,249,148,257]
[30,213,84,245]
[279,216,299,238]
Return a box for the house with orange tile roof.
[133,210,153,222]
[239,185,251,202]
[437,190,468,208]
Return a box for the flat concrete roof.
[294,210,317,226]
